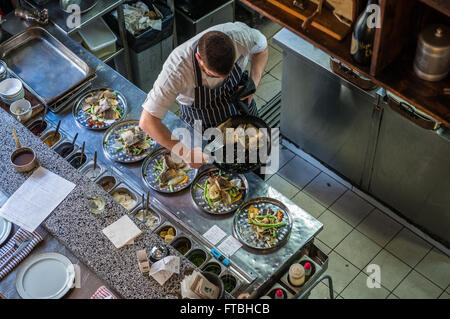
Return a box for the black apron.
[179,48,259,131]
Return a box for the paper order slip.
[0,167,75,232]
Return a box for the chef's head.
[196,31,236,79]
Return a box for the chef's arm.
[139,109,207,169]
[249,46,268,88]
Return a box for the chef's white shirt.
[142,22,267,119]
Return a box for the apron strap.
[192,45,203,87]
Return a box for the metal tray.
[190,166,248,215]
[0,27,96,109]
[233,197,293,251]
[72,88,128,130]
[102,120,157,163]
[141,147,197,194]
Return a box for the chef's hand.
[183,147,209,169]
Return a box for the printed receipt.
[203,225,226,245]
[217,235,242,256]
[0,167,75,232]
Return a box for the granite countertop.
[0,107,195,299]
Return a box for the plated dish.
[103,120,156,163]
[73,88,127,130]
[141,148,197,193]
[233,198,292,251]
[191,167,248,215]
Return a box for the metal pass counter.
[0,17,326,299]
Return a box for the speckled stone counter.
[0,107,194,299]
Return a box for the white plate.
[0,216,12,246]
[15,252,75,299]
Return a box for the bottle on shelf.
[350,0,378,66]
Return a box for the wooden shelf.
[239,0,371,77]
[419,0,450,17]
[240,0,450,127]
[374,48,450,125]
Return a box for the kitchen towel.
[102,215,142,249]
[0,227,45,280]
[90,286,117,299]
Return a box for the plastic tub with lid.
[78,17,117,60]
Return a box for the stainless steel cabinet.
[369,97,450,245]
[277,40,381,188]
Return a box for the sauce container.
[288,263,305,287]
[28,120,48,137]
[10,147,38,173]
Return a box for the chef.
[139,22,268,169]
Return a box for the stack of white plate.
[0,78,25,104]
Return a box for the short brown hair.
[198,31,235,76]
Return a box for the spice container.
[67,152,88,169]
[171,237,192,255]
[41,131,62,147]
[28,120,48,137]
[186,249,208,267]
[54,142,76,158]
[202,262,222,276]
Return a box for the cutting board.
[267,0,353,40]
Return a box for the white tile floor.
[250,19,450,300]
[269,142,450,299]
[168,18,450,299]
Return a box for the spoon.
[94,151,97,171]
[72,133,78,146]
[146,191,150,210]
[11,127,21,149]
[53,120,61,139]
[80,141,85,163]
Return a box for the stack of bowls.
[0,78,25,104]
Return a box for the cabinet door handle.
[387,96,439,131]
[329,59,377,91]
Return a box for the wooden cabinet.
[239,0,450,126]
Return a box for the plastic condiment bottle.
[304,262,312,277]
[274,289,284,299]
[288,263,305,287]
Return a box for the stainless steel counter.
[1,21,324,298]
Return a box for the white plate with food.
[233,198,292,251]
[141,148,197,193]
[0,216,12,246]
[191,166,248,215]
[102,120,156,163]
[73,88,127,130]
[15,252,75,299]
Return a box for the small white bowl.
[0,78,23,98]
[10,99,32,122]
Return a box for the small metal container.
[96,174,118,192]
[80,161,104,181]
[414,24,450,81]
[171,237,192,255]
[28,120,49,137]
[149,245,168,262]
[109,185,139,212]
[10,147,38,173]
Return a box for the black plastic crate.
[105,0,174,53]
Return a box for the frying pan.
[209,114,271,174]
